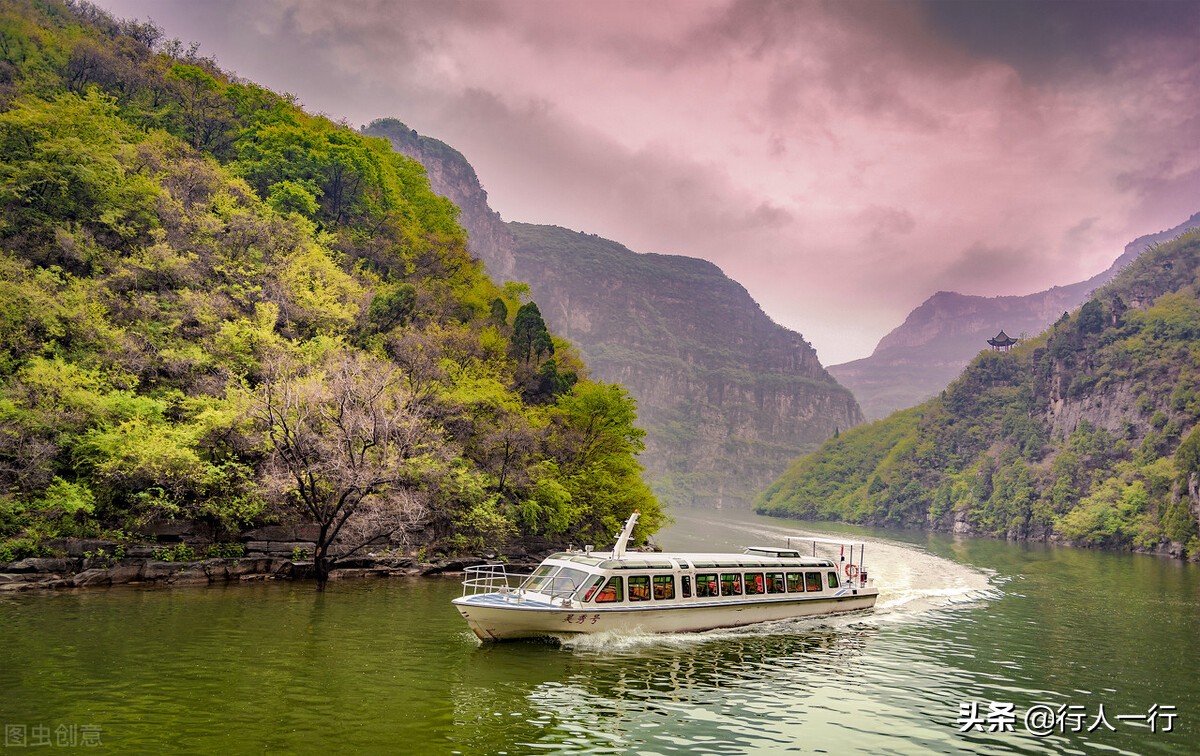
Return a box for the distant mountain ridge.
[830,212,1200,420]
[365,119,863,508]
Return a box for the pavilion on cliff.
[987,330,1018,352]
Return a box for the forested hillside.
[758,230,1200,558]
[0,0,662,575]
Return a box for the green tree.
[548,382,663,543]
[1161,495,1196,545]
[1077,299,1105,334]
[1175,426,1200,479]
[367,283,416,332]
[510,301,554,363]
[0,91,159,260]
[489,297,508,325]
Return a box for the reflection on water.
[3,508,1198,754]
[452,625,876,755]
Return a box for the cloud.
[940,242,1041,293]
[859,206,917,244]
[95,0,1200,364]
[921,0,1200,82]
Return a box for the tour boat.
[453,513,878,642]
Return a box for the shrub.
[152,543,196,562]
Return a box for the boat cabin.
[509,550,851,608]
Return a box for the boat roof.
[542,551,836,570]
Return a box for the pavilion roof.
[987,330,1017,346]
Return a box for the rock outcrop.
[366,119,518,280]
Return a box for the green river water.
[2,509,1198,754]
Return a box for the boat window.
[720,573,743,596]
[580,574,606,602]
[695,574,718,597]
[744,573,765,595]
[653,575,675,600]
[765,572,785,594]
[806,572,822,592]
[827,571,840,589]
[681,575,692,598]
[556,567,590,593]
[627,575,651,601]
[562,555,605,566]
[521,564,558,593]
[594,576,623,603]
[786,572,804,592]
[616,560,674,570]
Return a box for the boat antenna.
[611,511,640,560]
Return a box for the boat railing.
[461,565,587,603]
[461,564,527,596]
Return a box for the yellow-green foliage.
[0,0,662,559]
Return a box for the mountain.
[505,223,863,507]
[758,229,1200,558]
[830,213,1200,420]
[0,1,662,566]
[365,119,863,507]
[366,120,520,281]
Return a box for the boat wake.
[557,608,879,652]
[866,538,999,618]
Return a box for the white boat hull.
[453,590,878,642]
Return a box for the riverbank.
[0,554,493,592]
[0,523,548,592]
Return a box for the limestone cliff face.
[1042,372,1145,442]
[364,119,518,280]
[507,223,863,508]
[363,119,863,507]
[830,213,1200,421]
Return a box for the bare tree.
[248,349,445,589]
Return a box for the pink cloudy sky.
[97,0,1200,365]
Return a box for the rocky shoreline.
[0,553,498,593]
[0,522,550,593]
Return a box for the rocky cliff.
[507,223,863,507]
[830,213,1200,420]
[363,119,863,507]
[365,119,518,280]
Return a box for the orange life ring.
[844,563,859,578]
